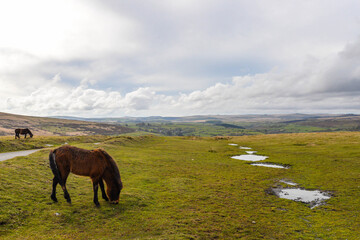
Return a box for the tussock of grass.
[1,133,360,239]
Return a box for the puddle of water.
[280,180,298,186]
[272,188,331,208]
[45,144,54,147]
[228,143,238,146]
[246,151,257,154]
[250,163,287,169]
[240,146,252,150]
[94,142,101,145]
[231,154,268,161]
[0,149,41,162]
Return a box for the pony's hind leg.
[51,177,58,202]
[99,178,109,201]
[49,151,71,203]
[62,185,71,203]
[62,176,71,203]
[58,171,71,203]
[51,176,71,203]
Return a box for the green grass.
[126,122,261,137]
[1,133,360,239]
[125,120,356,137]
[275,123,327,133]
[0,135,110,153]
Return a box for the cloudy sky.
[1,0,360,117]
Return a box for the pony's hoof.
[102,195,109,201]
[51,195,58,202]
[94,201,100,207]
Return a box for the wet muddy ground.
[229,143,331,208]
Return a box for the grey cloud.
[321,39,360,93]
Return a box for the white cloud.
[0,0,139,59]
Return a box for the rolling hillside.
[57,113,360,136]
[1,112,360,137]
[0,112,133,136]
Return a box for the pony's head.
[106,179,123,204]
[26,128,33,138]
[100,149,123,204]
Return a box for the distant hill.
[2,112,359,137]
[52,113,360,136]
[52,113,360,124]
[0,112,134,136]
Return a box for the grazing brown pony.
[49,145,123,206]
[15,128,33,139]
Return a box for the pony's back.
[53,145,108,177]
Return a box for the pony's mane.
[99,149,121,185]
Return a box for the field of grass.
[0,136,110,153]
[126,122,261,137]
[124,119,360,137]
[1,133,360,239]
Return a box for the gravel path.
[0,149,42,162]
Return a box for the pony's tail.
[49,150,63,186]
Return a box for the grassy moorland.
[0,135,110,153]
[113,114,360,137]
[0,112,133,136]
[0,133,360,239]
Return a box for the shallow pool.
[273,188,331,208]
[231,154,268,161]
[279,180,297,186]
[246,151,257,154]
[250,163,287,169]
[240,146,252,150]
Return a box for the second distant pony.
[15,128,33,139]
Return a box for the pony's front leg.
[92,179,100,206]
[99,178,109,201]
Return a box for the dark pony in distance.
[49,145,123,206]
[15,128,33,139]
